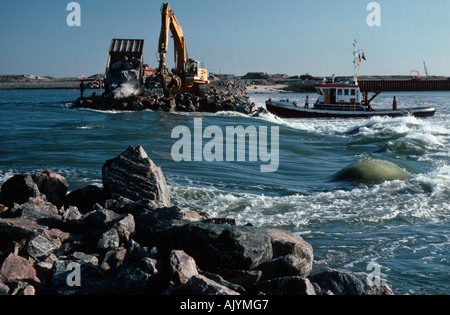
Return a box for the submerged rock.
[333,157,411,184]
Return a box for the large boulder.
[256,229,313,280]
[0,174,41,207]
[63,185,105,213]
[0,253,40,285]
[32,171,69,209]
[102,146,170,206]
[175,222,273,271]
[134,206,209,247]
[12,197,60,220]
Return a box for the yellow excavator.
[150,3,209,96]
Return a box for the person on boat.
[305,95,309,108]
[79,81,85,98]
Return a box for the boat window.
[337,89,343,96]
[351,89,356,96]
[344,89,349,96]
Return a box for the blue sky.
[1,0,449,77]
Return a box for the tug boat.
[265,41,436,119]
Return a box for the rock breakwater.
[0,146,394,295]
[72,83,261,115]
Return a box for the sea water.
[0,89,448,294]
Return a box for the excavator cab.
[185,59,209,83]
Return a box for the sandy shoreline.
[246,84,288,94]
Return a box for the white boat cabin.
[314,83,362,106]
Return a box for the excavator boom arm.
[158,3,187,74]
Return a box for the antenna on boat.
[353,39,366,85]
[353,39,358,85]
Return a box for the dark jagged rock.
[0,174,41,207]
[254,276,316,295]
[102,146,170,206]
[63,185,105,213]
[134,206,206,248]
[12,197,60,221]
[309,270,394,295]
[27,235,60,260]
[175,222,273,271]
[51,260,110,295]
[215,269,262,289]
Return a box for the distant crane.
[410,70,422,80]
[423,61,429,77]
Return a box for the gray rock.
[134,206,206,247]
[162,274,240,295]
[255,276,316,295]
[112,214,135,242]
[269,228,313,260]
[113,255,160,295]
[257,253,312,280]
[0,174,41,207]
[169,250,198,285]
[80,208,122,242]
[97,228,120,249]
[176,222,273,271]
[216,269,262,288]
[309,271,394,295]
[62,206,82,222]
[32,171,69,209]
[27,235,60,260]
[12,197,60,220]
[255,229,313,280]
[71,252,99,265]
[102,146,170,206]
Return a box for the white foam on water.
[76,125,105,130]
[170,161,450,229]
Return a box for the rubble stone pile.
[0,146,395,295]
[73,82,262,115]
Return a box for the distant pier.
[358,75,450,92]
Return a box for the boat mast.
[353,39,358,85]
